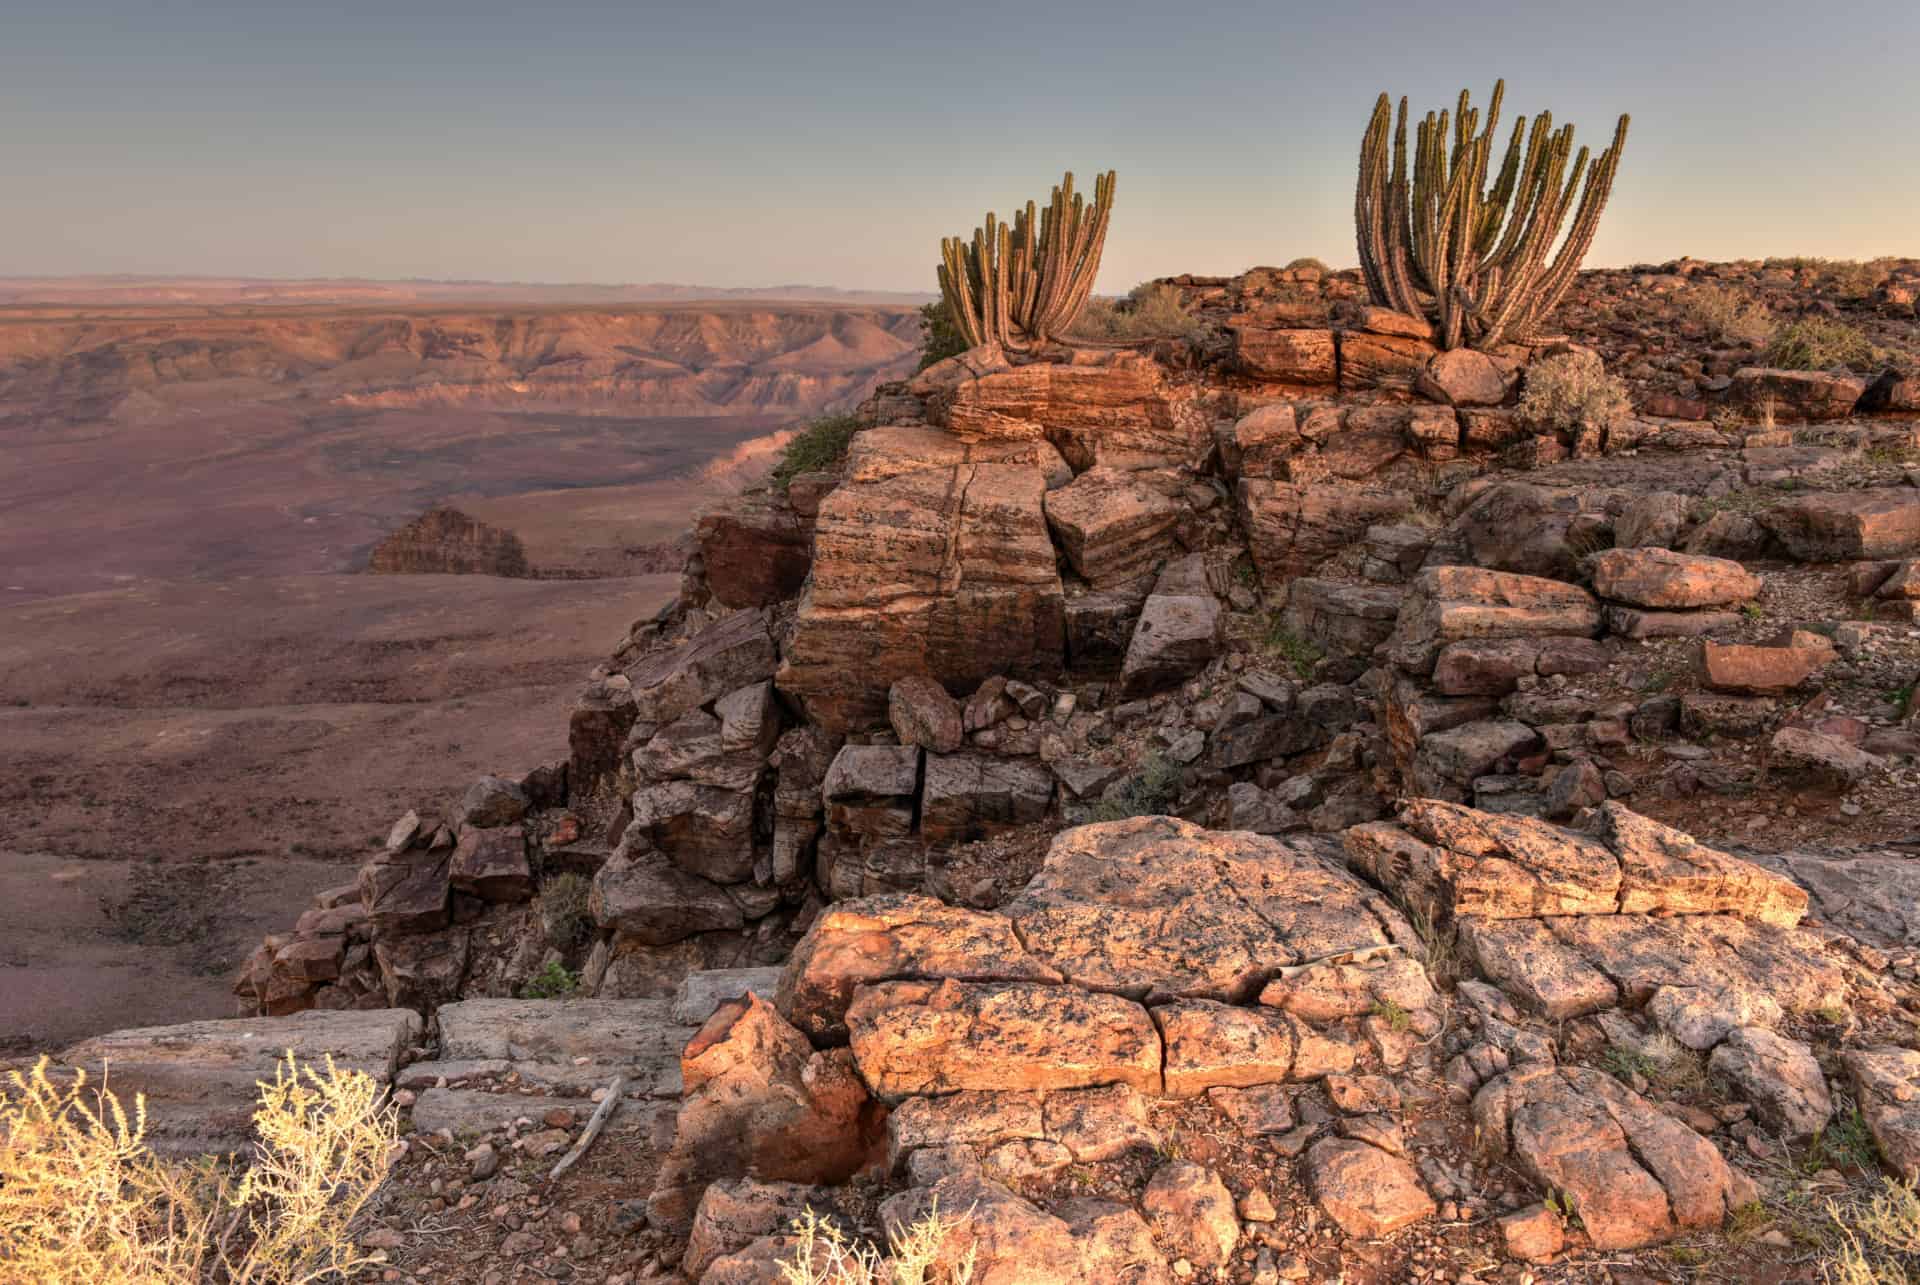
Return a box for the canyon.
[0,287,924,1049]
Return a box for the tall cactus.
[938,170,1116,351]
[1356,82,1628,350]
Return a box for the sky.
[5,0,1917,293]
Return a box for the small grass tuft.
[1261,613,1324,679]
[1068,282,1207,344]
[1371,998,1412,1033]
[1805,1107,1881,1175]
[1822,1177,1920,1285]
[1682,283,1775,347]
[1088,753,1184,823]
[538,872,593,952]
[0,1053,397,1284]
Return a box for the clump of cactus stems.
[938,170,1116,352]
[1356,81,1629,351]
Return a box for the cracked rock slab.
[846,978,1161,1101]
[1474,1064,1737,1250]
[1004,816,1403,1004]
[1461,912,1845,1022]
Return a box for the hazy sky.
[6,0,1916,291]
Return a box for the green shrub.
[1764,317,1877,371]
[1088,754,1184,822]
[518,959,579,1000]
[771,414,864,492]
[916,301,969,371]
[1681,284,1774,346]
[1285,256,1330,273]
[1067,283,1206,343]
[1517,350,1631,435]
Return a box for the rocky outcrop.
[367,506,531,576]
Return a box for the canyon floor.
[0,292,919,1049]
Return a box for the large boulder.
[1763,489,1920,561]
[920,753,1054,846]
[1231,326,1338,384]
[625,608,779,727]
[1590,548,1762,609]
[1845,1046,1920,1182]
[648,994,884,1232]
[1118,593,1222,697]
[1338,331,1438,393]
[1708,1026,1832,1141]
[779,462,1065,733]
[888,676,964,753]
[1141,1162,1241,1269]
[1306,1138,1436,1238]
[1417,348,1516,407]
[591,842,744,946]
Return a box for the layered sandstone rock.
[927,350,1209,472]
[779,461,1065,733]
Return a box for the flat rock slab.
[1475,1064,1738,1250]
[1003,815,1405,1004]
[1346,800,1807,927]
[672,966,785,1026]
[885,1084,1160,1172]
[397,1056,681,1097]
[436,998,691,1088]
[1461,911,1846,1022]
[1307,1137,1436,1238]
[1590,548,1760,609]
[59,1008,423,1155]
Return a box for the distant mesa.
[366,507,531,577]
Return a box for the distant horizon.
[8,249,1917,304]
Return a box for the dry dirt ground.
[0,572,678,1055]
